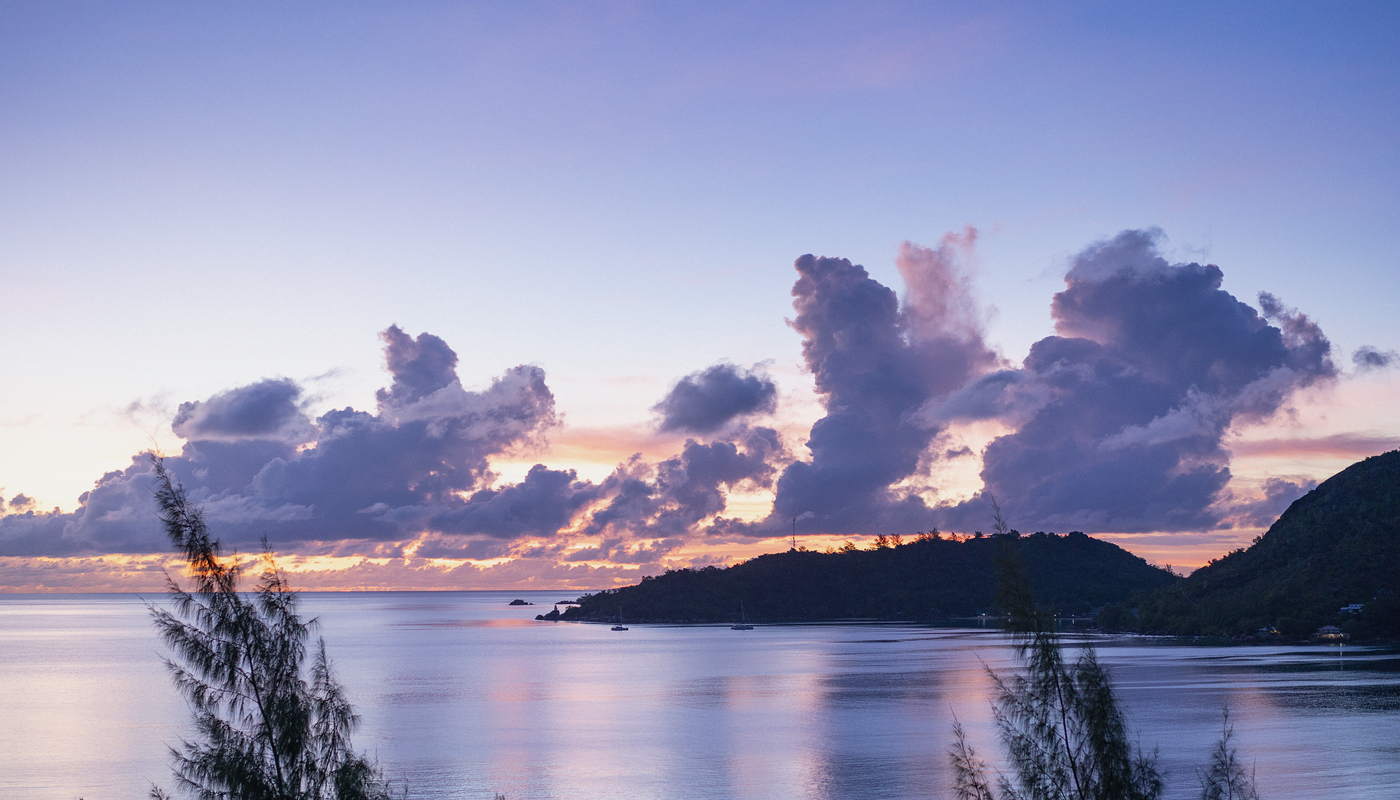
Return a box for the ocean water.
[3,591,1397,799]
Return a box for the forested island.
[548,450,1400,640]
[548,530,1178,623]
[1104,449,1400,640]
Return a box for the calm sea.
[3,591,1397,800]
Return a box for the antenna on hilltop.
[791,517,797,551]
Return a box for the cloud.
[429,464,603,540]
[1353,345,1398,371]
[585,426,783,541]
[0,230,1362,581]
[767,232,999,532]
[653,364,777,434]
[171,378,315,444]
[937,229,1336,533]
[0,552,643,593]
[1229,433,1400,458]
[399,427,785,566]
[0,326,562,557]
[0,325,784,561]
[1221,477,1318,528]
[375,325,460,408]
[0,461,171,556]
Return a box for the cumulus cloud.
[937,229,1336,533]
[767,232,999,532]
[429,465,603,540]
[375,325,460,408]
[0,230,1355,577]
[171,378,315,444]
[0,461,172,556]
[586,426,782,539]
[0,326,562,557]
[653,364,777,434]
[1,326,785,562]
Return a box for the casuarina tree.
[148,455,395,800]
[949,500,1163,800]
[950,505,1258,800]
[1197,711,1261,800]
[950,546,1164,800]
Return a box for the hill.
[1112,450,1400,639]
[553,531,1179,624]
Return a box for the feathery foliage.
[1197,711,1260,800]
[148,456,394,800]
[950,504,1261,800]
[948,501,1163,800]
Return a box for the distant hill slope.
[556,531,1179,624]
[1121,450,1400,639]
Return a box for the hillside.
[1115,450,1400,639]
[553,531,1179,624]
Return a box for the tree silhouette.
[950,543,1164,800]
[1197,711,1261,800]
[148,456,394,800]
[951,503,1259,800]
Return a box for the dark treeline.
[555,530,1179,624]
[1103,450,1400,640]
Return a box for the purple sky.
[2,2,1398,590]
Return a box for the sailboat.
[731,601,753,631]
[611,605,628,631]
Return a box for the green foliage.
[949,549,1164,800]
[148,457,394,800]
[954,544,1262,800]
[1113,450,1400,639]
[559,529,1177,623]
[1197,711,1260,800]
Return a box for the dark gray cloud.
[585,426,782,541]
[0,230,1349,560]
[1225,477,1318,528]
[171,378,314,444]
[429,464,603,540]
[654,364,777,434]
[1353,345,1398,371]
[0,327,563,556]
[937,229,1336,533]
[0,461,173,556]
[1,325,783,559]
[375,325,460,408]
[767,236,999,532]
[419,425,786,566]
[225,361,558,544]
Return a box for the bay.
[3,590,1396,799]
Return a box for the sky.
[2,1,1398,591]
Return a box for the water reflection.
[3,592,1398,800]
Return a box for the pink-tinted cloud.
[763,234,1000,534]
[0,327,785,572]
[1230,434,1400,458]
[0,230,1378,590]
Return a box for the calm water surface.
[3,591,1397,799]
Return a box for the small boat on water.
[731,601,753,631]
[612,606,628,631]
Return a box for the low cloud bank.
[1,229,1369,574]
[0,326,779,563]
